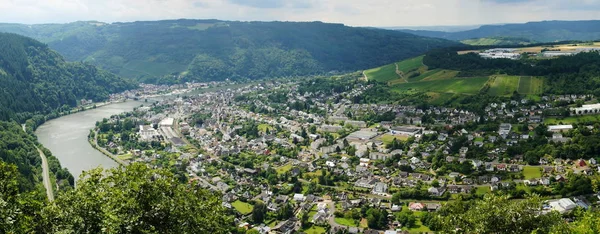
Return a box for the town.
[90,77,600,234]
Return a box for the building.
[548,198,577,213]
[346,130,379,141]
[478,48,520,60]
[159,117,175,128]
[390,126,423,136]
[498,123,512,137]
[372,182,388,195]
[571,103,600,115]
[346,120,367,128]
[542,51,576,57]
[139,125,159,141]
[548,125,573,132]
[319,125,343,133]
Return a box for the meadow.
[487,76,520,96]
[392,77,489,94]
[518,76,544,95]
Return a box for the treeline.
[0,121,72,194]
[0,162,231,233]
[0,20,458,83]
[424,49,600,95]
[0,33,135,122]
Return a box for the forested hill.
[0,33,135,122]
[0,20,459,83]
[399,20,600,43]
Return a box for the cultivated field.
[364,55,424,83]
[364,63,399,82]
[397,55,424,73]
[421,70,460,81]
[518,76,544,95]
[392,77,489,95]
[487,76,520,96]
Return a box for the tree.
[396,210,416,228]
[366,208,388,229]
[39,163,231,233]
[435,194,562,234]
[0,161,43,233]
[277,203,294,220]
[252,202,267,224]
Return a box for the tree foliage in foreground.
[0,161,231,233]
[434,194,562,234]
[431,194,600,234]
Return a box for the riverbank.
[35,101,144,179]
[88,129,130,166]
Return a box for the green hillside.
[363,55,546,104]
[0,20,458,83]
[0,33,136,122]
[400,20,600,42]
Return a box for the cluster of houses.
[101,77,600,233]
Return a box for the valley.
[1,12,600,234]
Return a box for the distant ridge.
[397,20,600,43]
[0,19,459,83]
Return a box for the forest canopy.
[0,33,135,122]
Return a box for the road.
[324,200,343,229]
[22,124,54,201]
[36,147,55,201]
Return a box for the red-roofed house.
[408,202,425,211]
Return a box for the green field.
[334,217,358,227]
[475,186,491,195]
[364,63,399,82]
[393,77,489,94]
[397,56,424,73]
[408,219,432,233]
[364,56,423,83]
[407,69,442,82]
[487,76,520,96]
[427,92,459,105]
[379,134,409,144]
[544,115,600,124]
[303,225,326,234]
[231,200,253,215]
[518,76,544,95]
[421,70,460,81]
[523,166,542,180]
[276,164,292,174]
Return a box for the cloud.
[226,0,312,9]
[0,0,597,27]
[480,0,535,4]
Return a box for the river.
[35,101,143,180]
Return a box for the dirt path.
[394,63,408,83]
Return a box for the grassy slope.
[364,63,399,82]
[364,55,424,83]
[393,77,490,94]
[362,56,545,105]
[518,76,544,95]
[488,76,520,96]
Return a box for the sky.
[0,0,599,27]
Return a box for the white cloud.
[0,0,597,26]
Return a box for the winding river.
[35,101,143,180]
